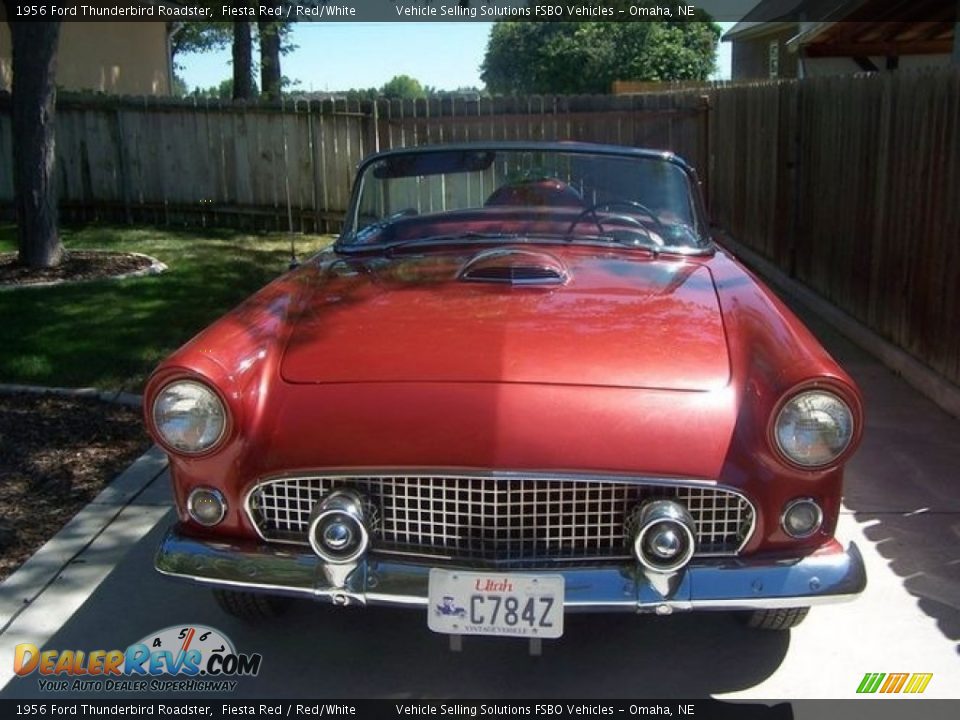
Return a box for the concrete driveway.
[0,299,957,701]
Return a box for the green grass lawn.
[0,225,334,390]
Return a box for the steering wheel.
[566,200,667,238]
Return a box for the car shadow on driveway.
[787,300,960,653]
[0,515,791,699]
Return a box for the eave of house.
[725,0,956,58]
[791,18,955,57]
[723,21,797,43]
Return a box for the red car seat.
[485,178,584,208]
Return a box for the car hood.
[280,247,730,391]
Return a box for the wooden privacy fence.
[0,70,958,386]
[0,92,709,233]
[0,94,372,232]
[705,69,960,388]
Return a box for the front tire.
[212,589,290,622]
[741,607,809,630]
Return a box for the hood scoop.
[458,248,569,286]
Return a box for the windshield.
[340,147,709,253]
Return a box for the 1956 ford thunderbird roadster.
[146,142,866,640]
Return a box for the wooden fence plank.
[705,69,960,386]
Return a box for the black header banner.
[3,0,955,23]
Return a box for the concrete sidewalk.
[0,447,170,687]
[0,298,957,700]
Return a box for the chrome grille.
[247,474,754,567]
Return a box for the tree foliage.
[168,22,232,71]
[481,20,721,94]
[338,87,377,101]
[380,75,428,99]
[191,77,260,100]
[170,12,295,102]
[171,74,190,97]
[338,84,482,101]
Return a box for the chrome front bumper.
[155,525,866,613]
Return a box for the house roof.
[723,0,956,55]
[723,20,797,42]
[792,0,956,56]
[723,0,863,41]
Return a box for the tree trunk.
[258,21,282,102]
[5,17,63,268]
[232,18,253,100]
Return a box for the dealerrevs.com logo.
[857,672,933,694]
[14,625,262,693]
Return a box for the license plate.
[427,569,564,639]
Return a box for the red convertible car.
[147,142,865,640]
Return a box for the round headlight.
[775,390,853,467]
[152,380,226,454]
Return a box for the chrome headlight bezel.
[773,388,856,469]
[186,486,228,527]
[780,497,824,538]
[151,379,228,455]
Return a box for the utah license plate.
[427,569,564,639]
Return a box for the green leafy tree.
[380,75,428,99]
[242,18,295,101]
[163,15,249,98]
[168,22,232,72]
[171,73,190,97]
[343,87,380,101]
[481,19,721,94]
[191,77,259,100]
[171,13,295,102]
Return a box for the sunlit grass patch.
[0,224,335,390]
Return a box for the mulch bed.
[0,394,151,581]
[0,250,153,286]
[0,252,159,580]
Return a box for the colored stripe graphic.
[856,672,933,694]
[880,673,909,693]
[857,673,885,693]
[903,673,933,694]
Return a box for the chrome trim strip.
[155,525,865,613]
[458,249,570,286]
[248,469,722,490]
[242,471,757,558]
[460,272,567,286]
